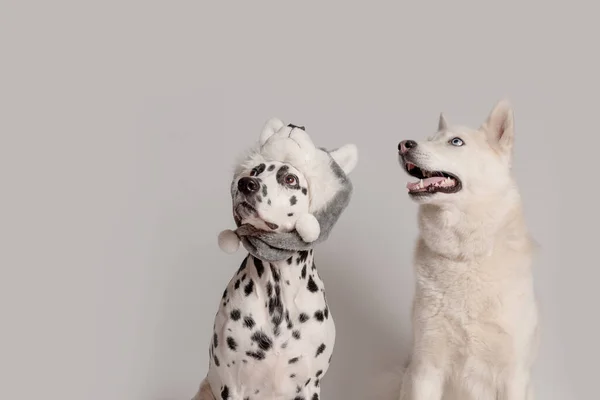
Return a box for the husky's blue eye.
[449,137,464,147]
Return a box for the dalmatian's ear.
[259,117,285,146]
[330,144,358,175]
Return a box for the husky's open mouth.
[404,162,462,195]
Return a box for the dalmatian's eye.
[285,174,298,186]
[249,169,257,176]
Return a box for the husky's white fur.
[392,100,540,400]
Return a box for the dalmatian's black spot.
[296,386,302,393]
[254,258,265,278]
[243,316,255,329]
[251,163,266,177]
[287,257,293,265]
[286,280,290,285]
[230,309,241,321]
[316,370,323,377]
[270,265,281,282]
[315,344,326,357]
[312,393,319,400]
[234,279,240,290]
[244,279,254,296]
[262,185,268,197]
[256,195,262,203]
[314,379,320,387]
[290,373,296,378]
[301,265,307,279]
[299,313,309,323]
[251,331,273,351]
[292,330,301,340]
[311,262,316,271]
[288,357,299,364]
[246,350,266,360]
[314,310,324,322]
[272,314,282,327]
[267,199,271,205]
[307,276,319,292]
[297,250,309,264]
[214,354,220,367]
[266,281,273,297]
[222,289,227,300]
[227,336,238,351]
[328,355,332,363]
[290,196,297,206]
[221,385,229,400]
[213,333,218,347]
[268,164,275,171]
[305,378,311,386]
[282,341,289,349]
[288,212,294,217]
[268,296,282,316]
[237,257,248,274]
[324,307,329,319]
[285,311,293,329]
[294,396,305,400]
[276,165,289,183]
[302,187,308,195]
[241,273,247,281]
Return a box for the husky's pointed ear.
[481,99,514,153]
[330,144,358,175]
[260,117,285,145]
[438,113,448,131]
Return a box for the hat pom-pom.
[295,214,320,243]
[218,229,240,253]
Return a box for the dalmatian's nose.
[238,177,260,195]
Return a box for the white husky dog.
[394,100,539,400]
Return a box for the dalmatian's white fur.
[193,130,357,400]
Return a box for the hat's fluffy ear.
[330,144,358,175]
[260,118,285,146]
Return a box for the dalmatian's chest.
[207,251,335,399]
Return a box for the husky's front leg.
[399,362,444,400]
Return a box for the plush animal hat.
[218,118,358,262]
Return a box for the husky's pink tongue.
[406,176,446,191]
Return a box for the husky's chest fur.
[413,203,539,377]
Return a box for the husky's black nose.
[398,140,417,154]
[238,177,260,195]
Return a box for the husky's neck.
[417,186,531,260]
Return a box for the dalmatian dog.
[192,120,358,400]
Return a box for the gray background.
[1,1,597,399]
